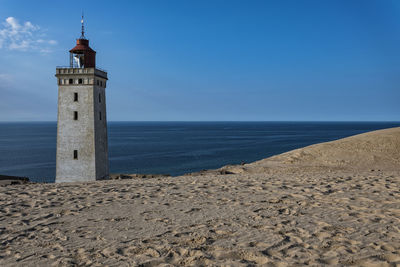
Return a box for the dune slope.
[265,127,400,169]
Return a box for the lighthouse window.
[99,112,102,120]
[74,111,78,120]
[74,93,78,102]
[78,78,83,84]
[69,79,73,84]
[99,93,101,103]
[100,81,103,87]
[97,80,99,86]
[73,150,78,159]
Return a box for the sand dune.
[218,127,400,175]
[0,127,399,266]
[265,126,400,170]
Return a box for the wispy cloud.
[0,73,13,85]
[0,17,57,53]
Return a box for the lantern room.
[69,38,96,68]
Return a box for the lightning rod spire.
[80,13,85,39]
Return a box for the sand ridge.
[258,126,400,171]
[0,127,399,266]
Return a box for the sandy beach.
[0,127,399,266]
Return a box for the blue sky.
[0,0,399,121]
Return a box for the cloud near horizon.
[0,17,57,53]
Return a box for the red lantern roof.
[69,38,96,54]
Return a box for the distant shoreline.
[1,120,400,123]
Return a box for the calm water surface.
[0,122,398,182]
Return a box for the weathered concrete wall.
[93,83,109,180]
[55,68,109,183]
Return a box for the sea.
[0,121,399,183]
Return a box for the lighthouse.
[55,17,109,182]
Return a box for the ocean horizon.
[0,121,399,183]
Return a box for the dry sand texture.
[0,127,399,266]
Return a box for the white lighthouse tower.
[55,17,109,182]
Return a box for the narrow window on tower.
[100,81,103,87]
[73,150,78,159]
[74,111,78,120]
[99,93,101,103]
[97,80,99,86]
[78,78,83,84]
[69,79,73,84]
[99,111,102,120]
[74,92,78,102]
